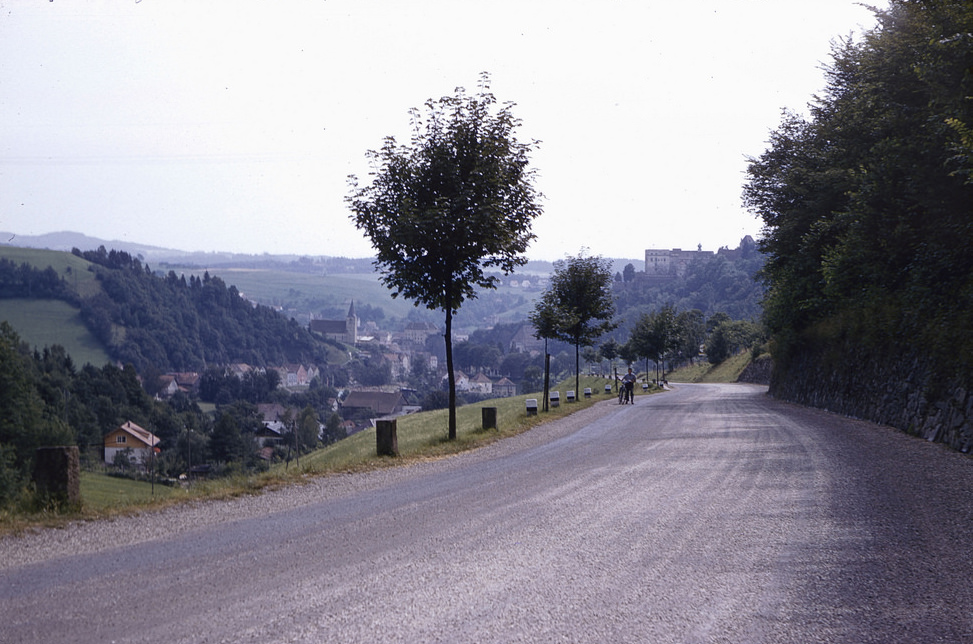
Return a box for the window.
[116,435,126,444]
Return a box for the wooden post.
[376,419,398,457]
[481,407,498,430]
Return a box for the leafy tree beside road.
[530,252,616,400]
[628,305,677,383]
[348,75,543,440]
[744,0,973,378]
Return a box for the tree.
[744,0,973,376]
[600,337,619,378]
[581,346,600,374]
[0,323,74,507]
[323,412,343,445]
[629,305,677,382]
[529,251,616,399]
[209,412,244,464]
[521,365,544,394]
[706,319,763,364]
[673,309,706,366]
[297,405,320,452]
[347,75,542,440]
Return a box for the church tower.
[346,300,359,345]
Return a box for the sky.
[0,0,885,261]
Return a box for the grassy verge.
[1,376,660,534]
[667,351,753,383]
[289,376,646,475]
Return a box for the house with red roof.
[104,421,160,467]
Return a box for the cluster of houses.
[155,363,322,399]
[310,301,542,393]
[448,371,517,397]
[118,301,544,469]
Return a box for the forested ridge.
[612,239,765,333]
[2,246,331,373]
[744,0,973,449]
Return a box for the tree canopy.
[628,305,677,382]
[530,251,616,398]
[347,75,543,439]
[743,0,973,376]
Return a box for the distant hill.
[0,245,332,372]
[0,231,764,362]
[0,230,642,277]
[1,230,175,259]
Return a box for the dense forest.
[743,1,973,448]
[69,246,331,373]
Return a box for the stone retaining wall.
[769,346,972,453]
[736,355,772,385]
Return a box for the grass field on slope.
[0,298,111,366]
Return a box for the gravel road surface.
[2,383,972,643]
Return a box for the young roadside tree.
[297,405,320,452]
[629,305,677,383]
[600,337,620,381]
[529,252,616,401]
[347,75,543,440]
[673,309,707,366]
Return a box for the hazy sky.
[0,1,884,261]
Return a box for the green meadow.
[0,298,112,367]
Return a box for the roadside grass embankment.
[2,375,661,534]
[666,351,753,384]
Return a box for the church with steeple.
[309,301,358,345]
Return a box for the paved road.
[2,383,972,643]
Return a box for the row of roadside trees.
[531,255,763,393]
[348,74,763,442]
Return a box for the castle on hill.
[644,236,755,278]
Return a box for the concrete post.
[33,446,81,509]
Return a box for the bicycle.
[618,382,632,404]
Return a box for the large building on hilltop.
[644,237,756,278]
[644,245,713,277]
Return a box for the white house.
[104,421,160,467]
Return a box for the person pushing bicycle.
[621,367,637,404]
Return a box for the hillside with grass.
[0,298,111,367]
[667,350,755,384]
[0,246,332,372]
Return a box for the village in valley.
[132,239,760,462]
